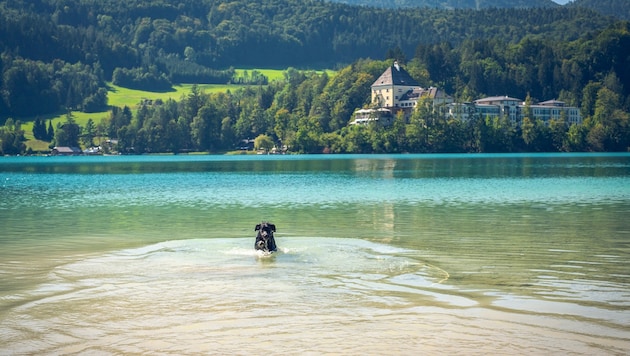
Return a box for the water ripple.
[2,238,628,355]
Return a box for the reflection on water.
[1,154,629,354]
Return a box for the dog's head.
[255,222,276,239]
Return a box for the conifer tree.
[47,120,55,141]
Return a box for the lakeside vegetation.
[7,56,627,156]
[1,0,629,154]
[16,67,319,151]
[1,0,621,116]
[19,82,252,151]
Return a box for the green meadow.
[18,68,334,152]
[22,83,250,151]
[105,83,247,109]
[234,68,286,82]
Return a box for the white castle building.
[352,62,582,126]
[352,61,453,125]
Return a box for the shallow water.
[1,153,629,354]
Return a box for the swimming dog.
[254,222,277,252]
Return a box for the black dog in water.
[254,222,277,252]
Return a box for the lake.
[1,153,629,355]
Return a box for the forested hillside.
[327,0,557,10]
[569,0,630,21]
[1,0,629,154]
[0,0,616,119]
[330,0,630,20]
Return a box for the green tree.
[254,134,275,152]
[221,116,237,150]
[81,118,96,147]
[47,120,55,141]
[55,114,81,147]
[593,87,620,125]
[293,116,323,153]
[485,116,515,152]
[0,118,26,155]
[340,125,371,153]
[521,117,535,147]
[586,123,607,152]
[165,119,184,153]
[385,46,406,63]
[273,108,292,144]
[566,123,588,151]
[581,82,602,119]
[406,114,429,153]
[191,103,221,151]
[117,124,141,154]
[549,117,568,151]
[32,118,47,140]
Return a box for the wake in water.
[2,237,628,355]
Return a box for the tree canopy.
[0,0,628,154]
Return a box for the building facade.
[353,63,582,127]
[446,96,582,125]
[371,61,421,109]
[530,100,582,125]
[353,62,453,125]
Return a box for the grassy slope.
[20,68,334,152]
[234,68,287,81]
[22,83,247,152]
[22,83,253,151]
[104,83,247,109]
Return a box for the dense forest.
[330,0,630,21]
[1,0,629,154]
[329,0,557,10]
[568,0,630,21]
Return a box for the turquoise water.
[1,153,629,354]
